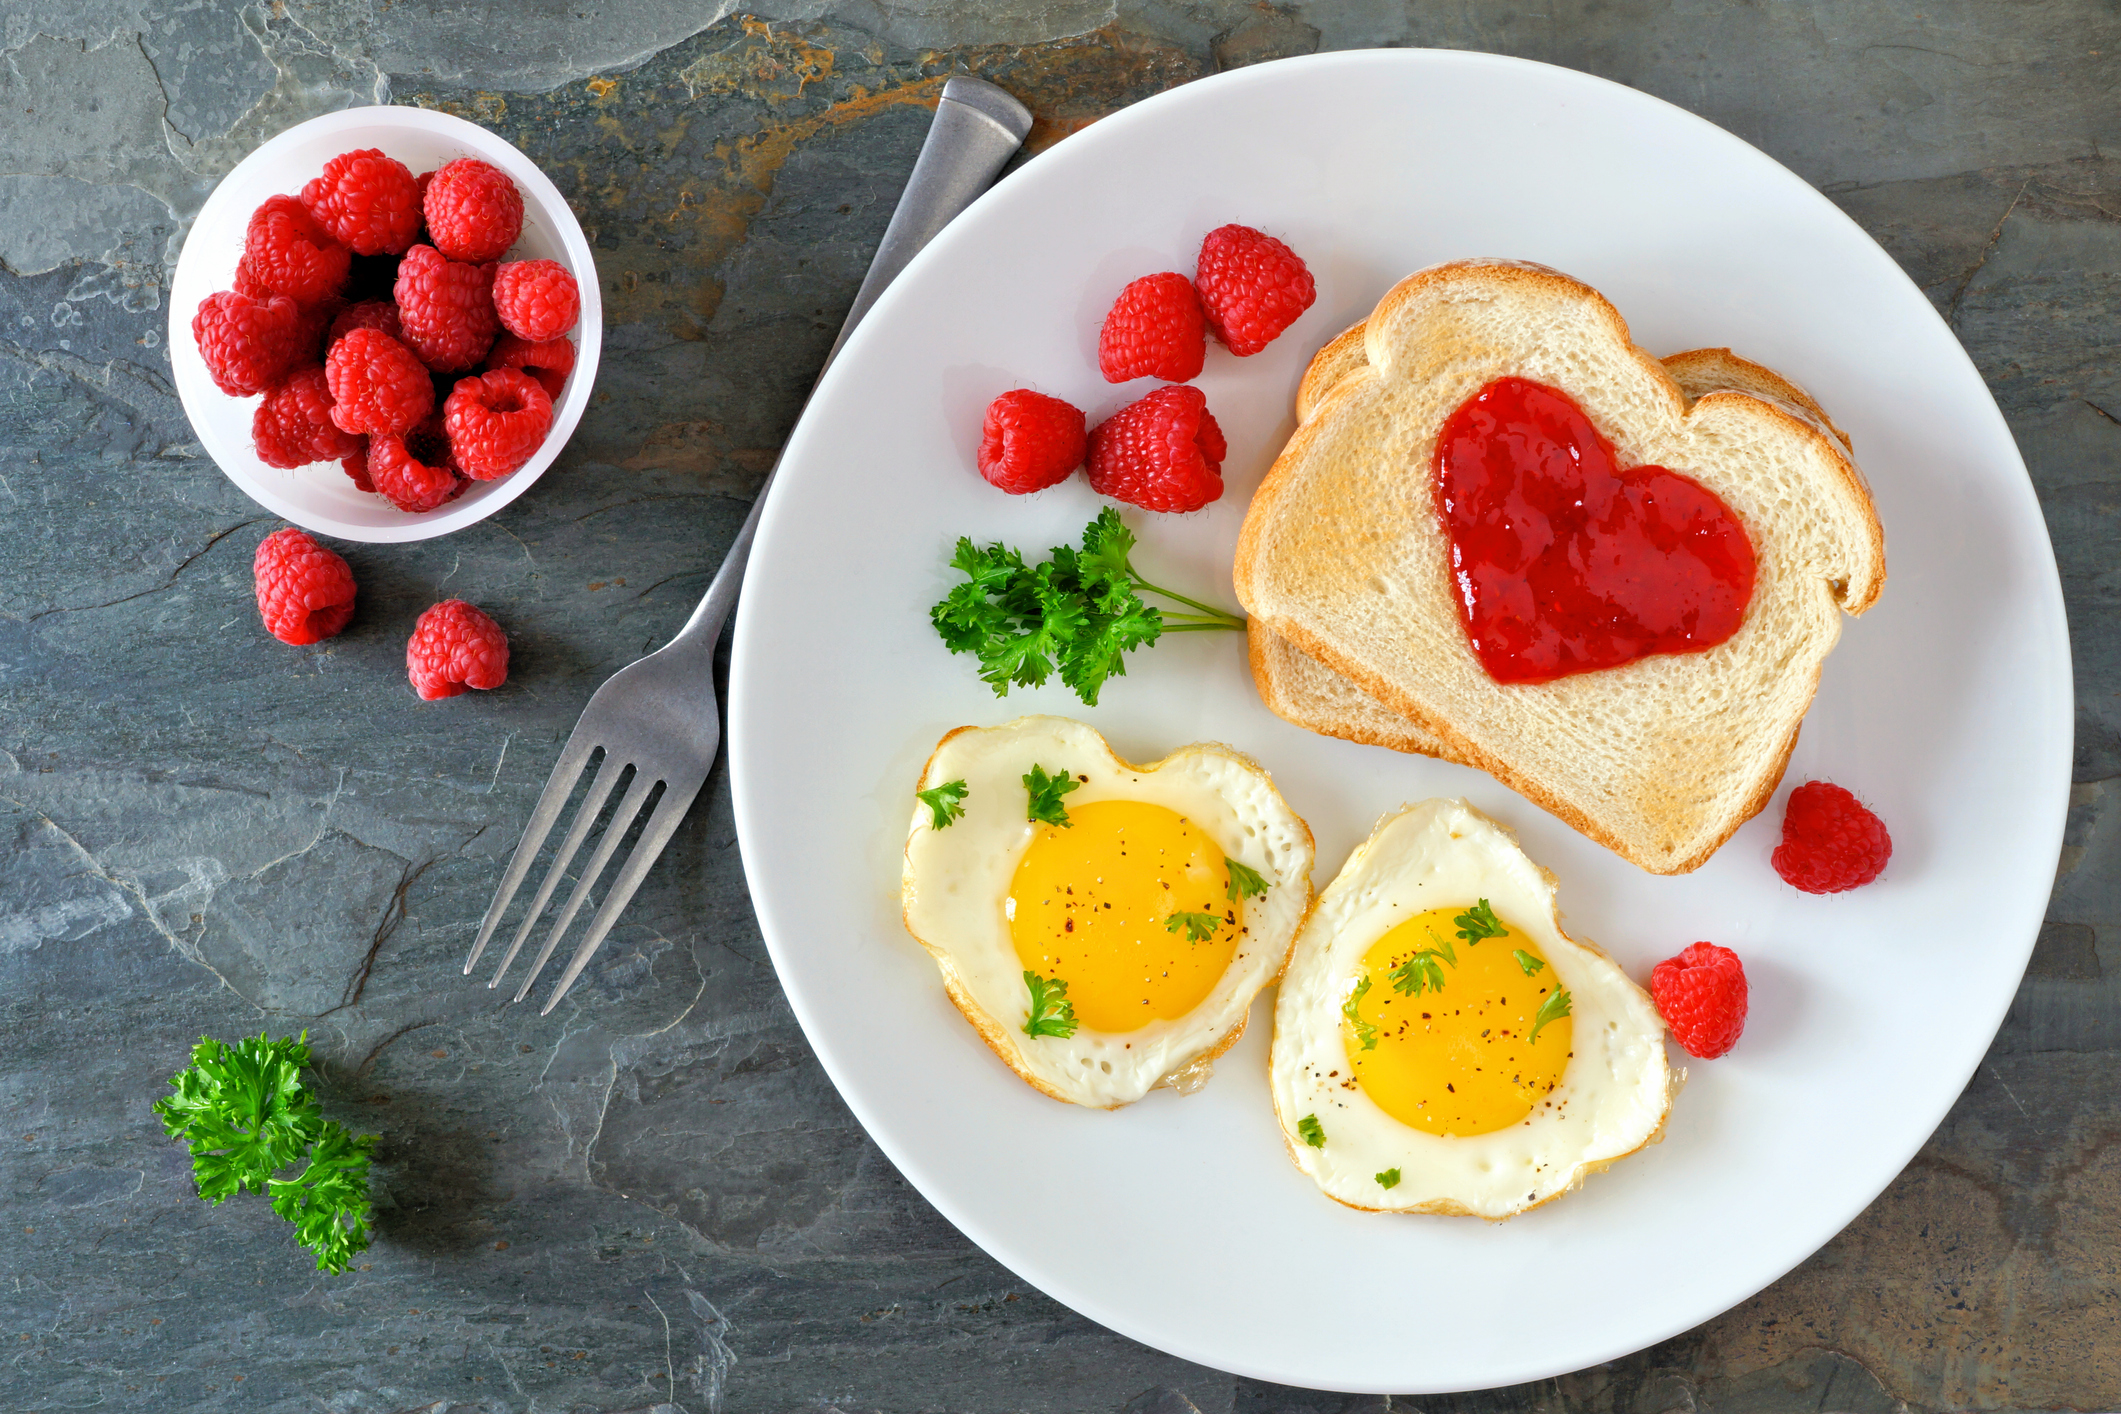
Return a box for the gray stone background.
[1,2,2115,1411]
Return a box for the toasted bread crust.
[1236,261,1885,874]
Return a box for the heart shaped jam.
[1435,377,1756,685]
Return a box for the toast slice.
[1234,261,1884,873]
[1256,337,1858,766]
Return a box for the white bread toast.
[1234,261,1884,873]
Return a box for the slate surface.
[2,4,2117,1412]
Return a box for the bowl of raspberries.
[169,105,601,543]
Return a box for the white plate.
[168,105,602,543]
[728,51,2071,1393]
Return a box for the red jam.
[1434,377,1757,685]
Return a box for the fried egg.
[902,716,1314,1108]
[1269,798,1676,1216]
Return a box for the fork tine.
[539,774,708,1016]
[484,749,627,992]
[508,767,661,1004]
[464,731,599,974]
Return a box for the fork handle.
[668,77,1034,655]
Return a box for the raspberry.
[1085,385,1227,513]
[300,148,422,256]
[406,599,509,700]
[192,291,302,397]
[232,259,273,301]
[444,368,552,480]
[243,195,350,305]
[394,243,499,371]
[422,159,523,263]
[341,442,375,493]
[484,333,575,401]
[1194,224,1315,356]
[325,299,402,351]
[254,527,356,646]
[1098,272,1207,383]
[369,426,464,513]
[325,328,434,436]
[1649,942,1749,1059]
[1772,781,1892,893]
[252,365,363,468]
[491,259,580,342]
[977,390,1085,494]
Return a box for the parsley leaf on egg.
[1021,971,1079,1039]
[1342,975,1379,1051]
[929,507,1245,706]
[1389,929,1458,996]
[1298,1114,1327,1148]
[1224,858,1271,903]
[1375,1168,1402,1190]
[1163,910,1221,942]
[1023,764,1079,827]
[1454,898,1509,945]
[1512,949,1546,976]
[1527,987,1573,1045]
[915,779,968,830]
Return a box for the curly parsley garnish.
[1297,1113,1327,1148]
[1512,949,1545,976]
[1163,910,1221,942]
[1023,764,1079,827]
[1342,975,1378,1051]
[1454,898,1509,946]
[1375,1167,1401,1190]
[1527,987,1573,1045]
[1022,971,1078,1039]
[152,1032,376,1274]
[1224,858,1271,903]
[1389,929,1458,997]
[930,507,1246,706]
[915,779,967,830]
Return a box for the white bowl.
[167,105,602,543]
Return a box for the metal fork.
[463,77,1034,1014]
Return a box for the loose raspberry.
[1098,272,1206,383]
[325,327,434,436]
[254,527,356,646]
[1772,781,1892,893]
[422,159,523,263]
[368,426,464,513]
[444,368,552,480]
[491,259,580,342]
[252,365,363,469]
[406,599,509,700]
[192,291,302,397]
[300,148,422,256]
[326,299,403,351]
[1650,942,1749,1059]
[243,195,351,305]
[394,243,499,371]
[1194,224,1315,356]
[1085,385,1227,513]
[977,390,1085,494]
[341,442,374,493]
[484,333,575,401]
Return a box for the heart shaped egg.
[902,716,1314,1108]
[1269,798,1677,1217]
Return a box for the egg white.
[903,715,1314,1108]
[1269,798,1677,1217]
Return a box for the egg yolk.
[1008,799,1240,1034]
[1339,905,1571,1137]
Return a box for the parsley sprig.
[1528,987,1573,1045]
[916,779,967,830]
[930,508,1246,706]
[1389,929,1458,997]
[152,1032,377,1274]
[1224,858,1271,903]
[1297,1114,1327,1148]
[1163,910,1221,942]
[1342,975,1379,1051]
[1022,971,1078,1039]
[1023,764,1079,826]
[1454,899,1509,945]
[1512,949,1546,976]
